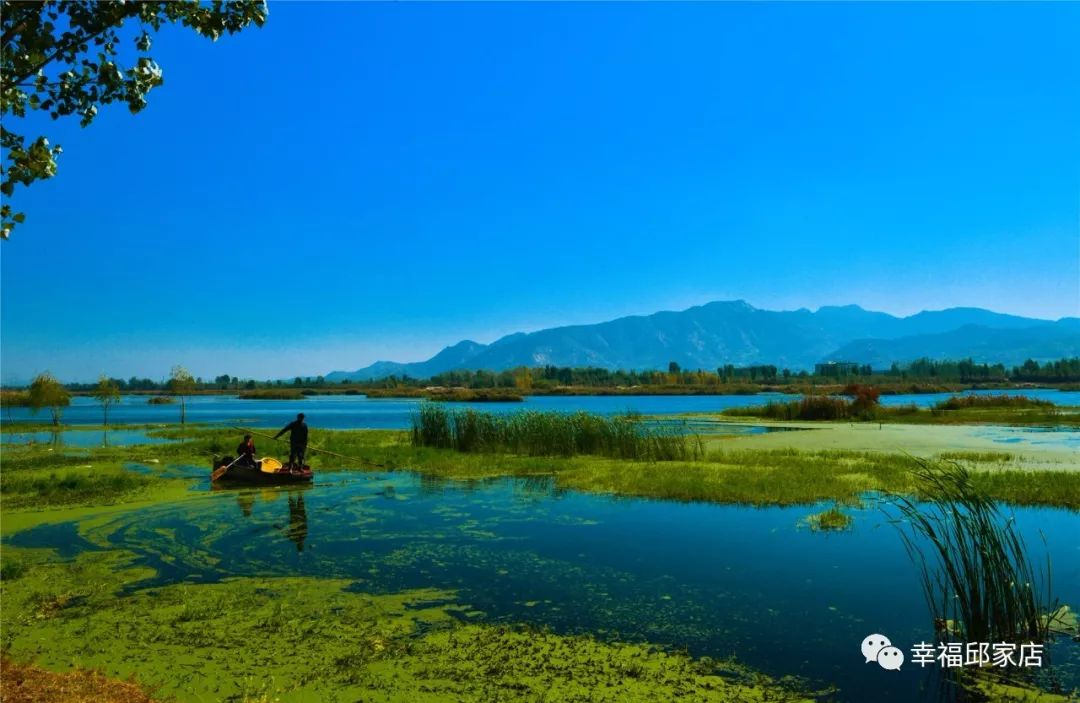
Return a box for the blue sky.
[2,2,1078,382]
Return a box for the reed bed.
[889,460,1055,644]
[411,405,703,461]
[934,394,1054,410]
[723,396,854,421]
[0,390,30,407]
[724,395,1070,426]
[237,389,305,400]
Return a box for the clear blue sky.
[2,2,1078,382]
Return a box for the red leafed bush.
[844,384,881,416]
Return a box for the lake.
[7,468,1078,702]
[3,388,1078,430]
[0,428,175,448]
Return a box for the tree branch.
[6,14,124,86]
[0,4,39,47]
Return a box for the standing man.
[275,412,309,469]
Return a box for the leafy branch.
[0,0,268,238]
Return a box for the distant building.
[815,361,860,377]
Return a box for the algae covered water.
[7,469,1079,702]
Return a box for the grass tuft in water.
[889,459,1057,644]
[412,405,703,461]
[804,505,854,532]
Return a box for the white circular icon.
[861,633,891,663]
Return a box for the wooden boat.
[211,456,314,485]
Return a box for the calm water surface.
[0,428,174,447]
[7,469,1078,702]
[4,388,1078,429]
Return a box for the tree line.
[362,357,1080,390]
[4,357,1077,427]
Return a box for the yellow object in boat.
[259,457,283,473]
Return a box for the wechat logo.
[862,633,904,671]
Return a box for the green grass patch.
[0,554,28,581]
[0,465,155,509]
[804,506,854,532]
[938,451,1016,464]
[412,404,704,461]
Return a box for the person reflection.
[236,491,255,518]
[286,492,308,552]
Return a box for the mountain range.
[326,301,1080,381]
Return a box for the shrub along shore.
[722,392,1076,426]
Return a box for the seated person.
[236,434,258,468]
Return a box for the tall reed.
[934,394,1054,410]
[889,460,1055,644]
[723,396,853,420]
[411,405,703,461]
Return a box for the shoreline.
[4,380,1079,403]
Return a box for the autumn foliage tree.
[27,371,70,425]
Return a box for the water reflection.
[236,492,255,518]
[287,493,308,552]
[224,486,310,553]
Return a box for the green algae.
[959,670,1076,702]
[0,478,205,535]
[364,624,819,702]
[0,548,815,702]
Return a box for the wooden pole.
[234,426,387,468]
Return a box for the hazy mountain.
[328,340,486,382]
[326,302,1076,381]
[828,319,1080,369]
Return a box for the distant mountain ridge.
[326,302,1080,381]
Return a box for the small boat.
[211,456,314,485]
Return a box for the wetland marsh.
[2,399,1078,702]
